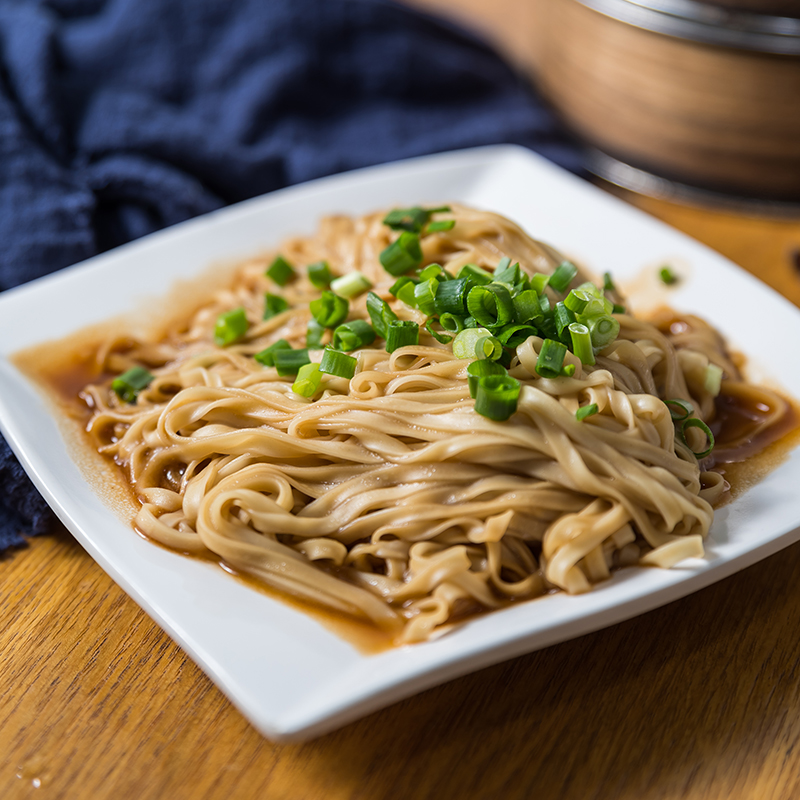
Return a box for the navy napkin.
[0,0,582,551]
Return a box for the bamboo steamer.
[530,0,800,201]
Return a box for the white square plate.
[2,146,800,741]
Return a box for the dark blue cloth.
[0,0,582,550]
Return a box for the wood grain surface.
[4,2,800,796]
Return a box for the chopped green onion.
[385,320,419,353]
[274,348,311,376]
[452,327,494,360]
[396,280,418,308]
[586,314,620,349]
[214,307,249,346]
[705,364,723,397]
[383,206,429,233]
[475,374,521,421]
[569,322,595,366]
[111,366,154,403]
[530,273,550,295]
[462,316,479,329]
[424,319,453,344]
[331,271,372,299]
[467,360,507,398]
[383,205,451,233]
[389,276,419,297]
[306,319,326,349]
[254,338,291,366]
[426,219,455,233]
[307,260,333,289]
[494,260,522,286]
[576,403,599,421]
[513,290,542,324]
[439,313,465,333]
[681,417,715,458]
[577,296,613,319]
[603,272,616,293]
[292,362,322,398]
[319,347,357,379]
[548,261,578,293]
[564,289,592,315]
[665,398,694,421]
[414,278,439,316]
[660,266,679,285]
[379,231,423,276]
[496,324,537,348]
[263,292,289,320]
[419,263,450,282]
[266,255,296,286]
[332,319,376,351]
[467,284,515,328]
[457,263,493,286]
[366,292,398,339]
[435,278,471,316]
[536,339,568,378]
[612,304,626,315]
[554,302,576,339]
[562,363,576,377]
[310,290,349,328]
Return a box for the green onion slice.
[274,348,311,377]
[496,324,537,348]
[424,319,453,344]
[214,307,249,346]
[385,320,419,353]
[263,292,289,320]
[457,263,493,286]
[665,398,694,421]
[310,290,349,328]
[379,231,423,276]
[548,261,578,294]
[306,319,326,349]
[319,347,357,379]
[554,302,576,339]
[389,276,419,297]
[332,319,376,351]
[681,417,715,458]
[330,271,372,299]
[435,278,471,316]
[452,327,495,360]
[530,273,549,295]
[562,363,576,377]
[603,272,616,293]
[576,403,599,421]
[466,284,515,328]
[535,339,567,378]
[266,255,296,286]
[382,205,451,233]
[255,338,291,366]
[292,362,322,398]
[475,374,521,421]
[418,263,450,282]
[366,292,398,339]
[307,260,333,289]
[467,360,507,398]
[564,289,592,315]
[586,314,620,349]
[439,313,465,333]
[426,220,455,233]
[111,366,154,403]
[414,278,439,316]
[660,266,679,285]
[568,322,595,366]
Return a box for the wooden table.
[4,10,800,800]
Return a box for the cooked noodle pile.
[80,205,788,643]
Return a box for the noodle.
[77,204,790,644]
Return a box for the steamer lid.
[577,0,800,52]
